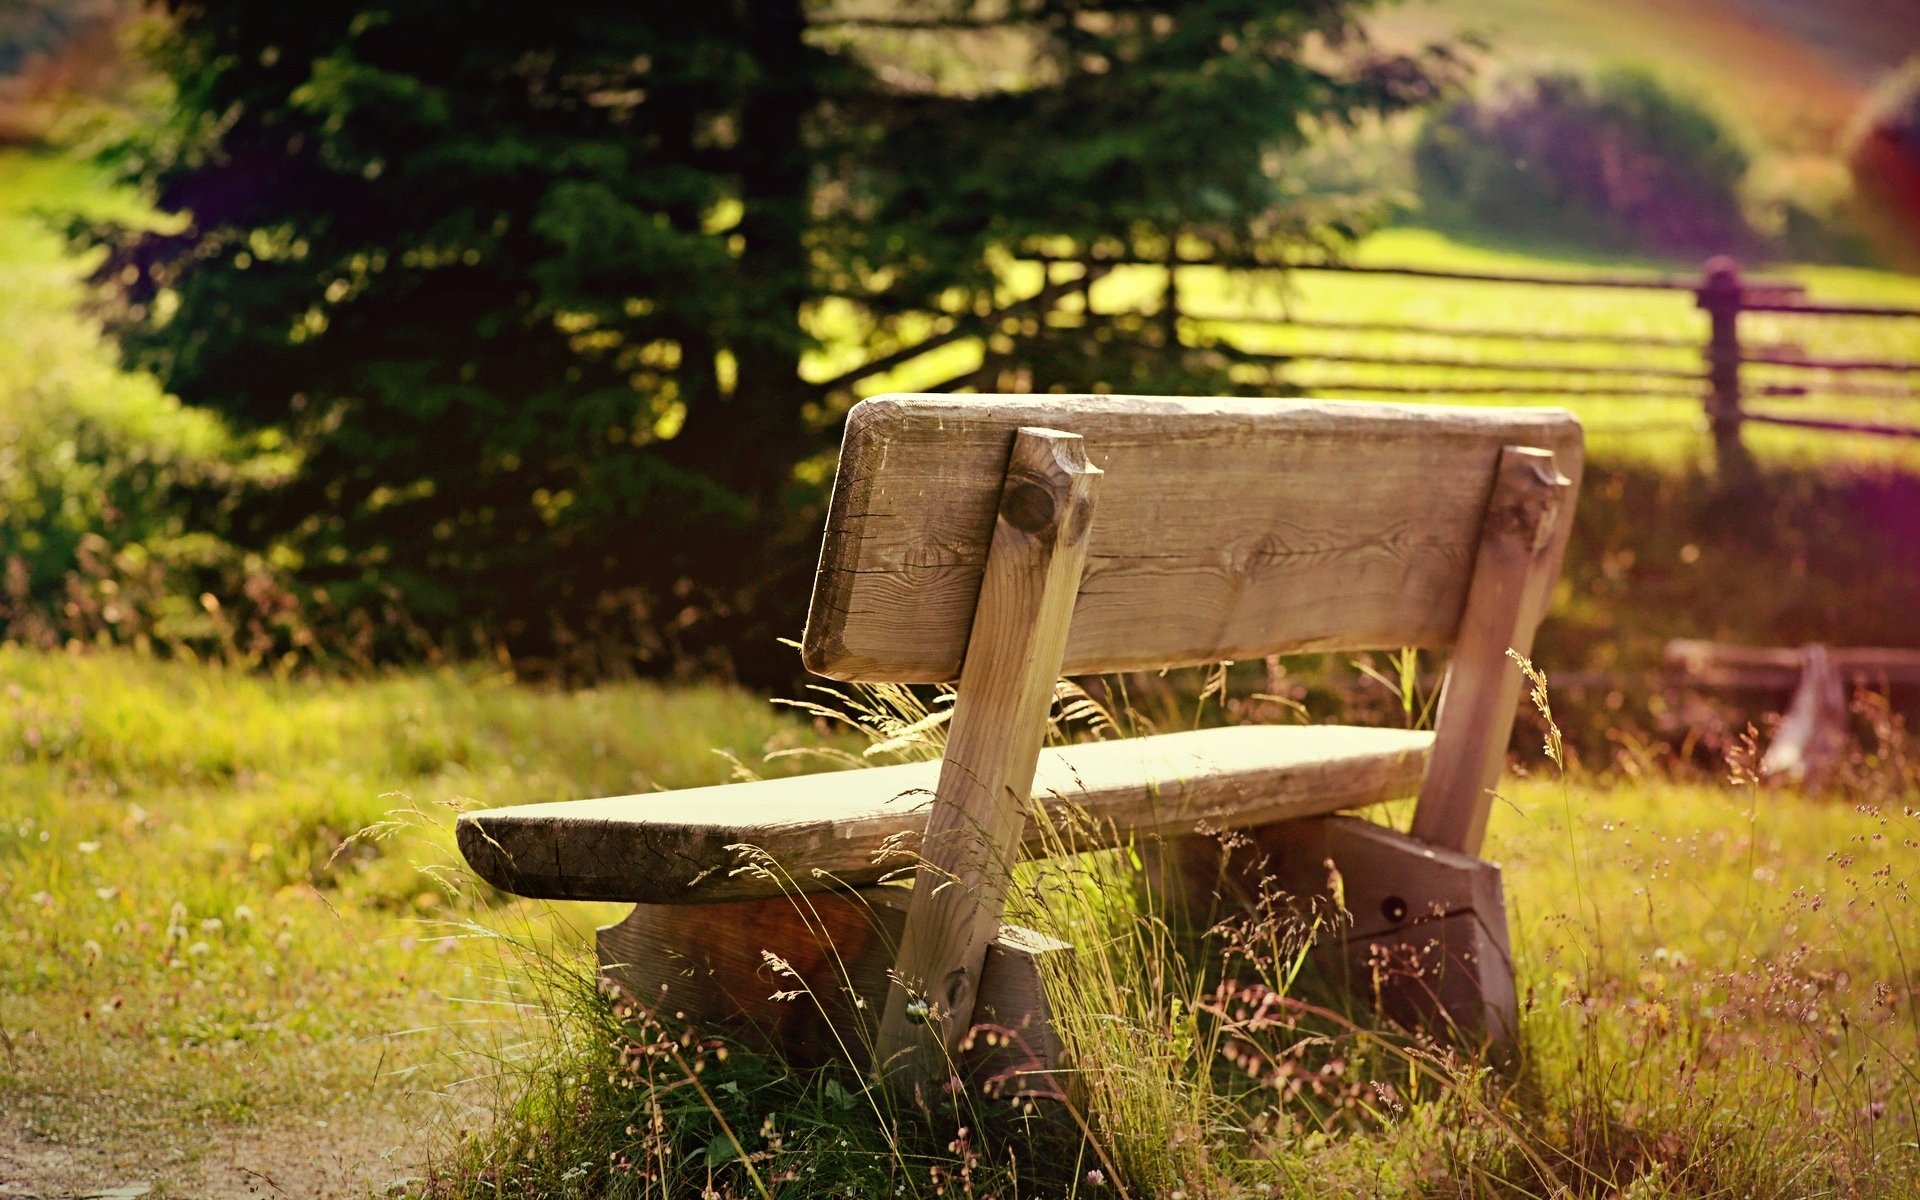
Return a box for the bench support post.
[598,892,1064,1090]
[1152,817,1516,1046]
[874,427,1101,1097]
[1412,445,1573,855]
[1262,817,1516,1045]
[1759,643,1849,787]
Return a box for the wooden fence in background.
[825,248,1920,479]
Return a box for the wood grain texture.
[597,888,1064,1086]
[874,428,1100,1086]
[802,394,1584,683]
[1665,638,1920,689]
[1410,446,1576,856]
[457,723,1433,903]
[1216,816,1515,1047]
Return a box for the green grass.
[394,671,1920,1199]
[0,647,844,1192]
[5,140,1919,1195]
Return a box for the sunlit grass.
[0,646,843,1184]
[407,671,1920,1198]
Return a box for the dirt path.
[0,1103,441,1200]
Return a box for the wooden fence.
[825,248,1920,479]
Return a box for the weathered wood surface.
[873,428,1099,1084]
[1231,817,1515,1046]
[1759,644,1850,787]
[1411,446,1575,856]
[457,723,1433,904]
[599,888,1064,1088]
[803,395,1583,683]
[1665,638,1920,689]
[1274,819,1515,1046]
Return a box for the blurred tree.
[1413,66,1754,257]
[79,1,1457,678]
[1847,56,1920,268]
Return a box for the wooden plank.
[1181,312,1718,349]
[1275,351,1705,380]
[802,395,1584,683]
[1411,446,1576,855]
[1262,817,1516,1047]
[1297,380,1699,399]
[1022,251,1792,293]
[874,427,1100,1087]
[1745,353,1920,373]
[1741,300,1920,319]
[1665,638,1920,688]
[1742,412,1920,440]
[597,888,1064,1089]
[457,723,1433,904]
[1759,645,1849,787]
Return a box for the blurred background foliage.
[52,0,1462,681]
[1413,66,1760,257]
[1,0,1918,685]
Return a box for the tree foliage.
[1412,66,1755,257]
[81,0,1458,677]
[1847,55,1920,266]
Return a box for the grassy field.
[0,648,841,1195]
[3,649,1915,1197]
[5,141,1920,1195]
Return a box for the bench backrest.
[806,393,1583,1086]
[802,394,1584,683]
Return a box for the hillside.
[1370,0,1913,160]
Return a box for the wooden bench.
[458,394,1582,1093]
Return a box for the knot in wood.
[1486,492,1552,546]
[1000,478,1058,535]
[941,965,973,1010]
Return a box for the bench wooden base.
[596,888,1065,1094]
[1151,816,1516,1048]
[599,812,1515,1097]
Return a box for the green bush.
[1845,56,1920,266]
[0,151,302,658]
[1413,66,1754,256]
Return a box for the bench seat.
[457,724,1431,905]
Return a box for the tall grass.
[413,661,1920,1199]
[0,644,842,1192]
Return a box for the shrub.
[1846,56,1920,266]
[1413,66,1754,256]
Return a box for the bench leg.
[1164,816,1517,1050]
[597,889,1065,1092]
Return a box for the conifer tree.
[83,1,1456,675]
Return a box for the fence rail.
[821,248,1920,470]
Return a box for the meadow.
[3,648,1916,1197]
[4,142,1920,1196]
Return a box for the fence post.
[1696,257,1755,486]
[1160,241,1181,348]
